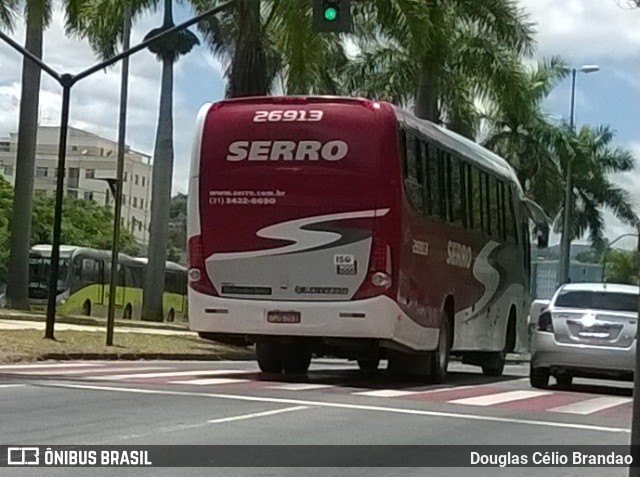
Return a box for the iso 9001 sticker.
[334,254,357,275]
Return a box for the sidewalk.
[0,308,191,334]
[0,319,196,336]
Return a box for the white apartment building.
[0,126,153,245]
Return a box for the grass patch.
[0,329,255,364]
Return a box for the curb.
[0,310,189,332]
[38,352,257,361]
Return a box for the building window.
[123,171,128,182]
[135,174,139,185]
[122,194,126,205]
[35,167,48,178]
[142,177,146,187]
[71,145,78,151]
[67,189,78,199]
[84,191,94,201]
[3,165,13,175]
[140,199,144,209]
[85,169,95,179]
[133,197,138,208]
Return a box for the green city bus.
[28,244,187,322]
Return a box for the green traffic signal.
[324,7,338,21]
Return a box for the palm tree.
[0,1,18,27]
[483,57,568,214]
[341,0,534,131]
[67,0,199,321]
[554,125,637,250]
[603,249,639,285]
[191,0,346,97]
[3,0,54,310]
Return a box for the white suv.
[529,282,639,388]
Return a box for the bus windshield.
[28,257,71,298]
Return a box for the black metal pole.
[630,224,640,477]
[1,2,230,340]
[45,75,73,340]
[106,7,132,346]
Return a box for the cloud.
[0,1,225,196]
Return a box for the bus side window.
[464,163,473,230]
[403,133,424,214]
[482,172,492,235]
[427,144,442,219]
[471,167,483,233]
[506,188,518,244]
[447,154,463,227]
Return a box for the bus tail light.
[188,235,218,295]
[354,239,394,299]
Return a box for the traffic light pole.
[0,2,230,340]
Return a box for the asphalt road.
[0,358,633,477]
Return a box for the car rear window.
[555,291,639,313]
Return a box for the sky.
[0,0,639,249]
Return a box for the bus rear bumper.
[188,290,438,352]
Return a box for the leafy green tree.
[0,176,137,283]
[67,0,199,321]
[167,193,186,263]
[483,57,568,213]
[342,0,534,132]
[551,125,637,249]
[3,0,53,309]
[603,249,639,285]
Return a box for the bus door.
[103,261,125,306]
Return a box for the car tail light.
[188,235,217,295]
[537,311,553,332]
[354,238,394,299]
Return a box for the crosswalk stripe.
[14,366,169,376]
[448,390,551,406]
[353,389,418,397]
[89,369,247,381]
[169,378,250,386]
[268,383,334,391]
[550,397,632,415]
[0,363,102,370]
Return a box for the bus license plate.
[267,311,301,324]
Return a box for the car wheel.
[556,374,572,387]
[529,365,550,389]
[256,342,283,374]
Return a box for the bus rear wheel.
[82,300,91,316]
[282,344,312,375]
[256,343,283,374]
[429,316,451,383]
[166,309,175,322]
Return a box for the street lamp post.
[557,64,600,287]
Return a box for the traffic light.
[313,0,351,33]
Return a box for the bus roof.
[204,95,523,194]
[393,106,522,192]
[29,245,186,271]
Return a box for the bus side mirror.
[536,224,549,249]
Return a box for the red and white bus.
[187,96,548,381]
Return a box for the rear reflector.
[188,235,217,295]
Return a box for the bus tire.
[123,304,132,320]
[167,309,175,322]
[282,344,312,375]
[357,358,380,371]
[82,300,91,316]
[256,342,283,374]
[429,314,451,383]
[482,309,515,376]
